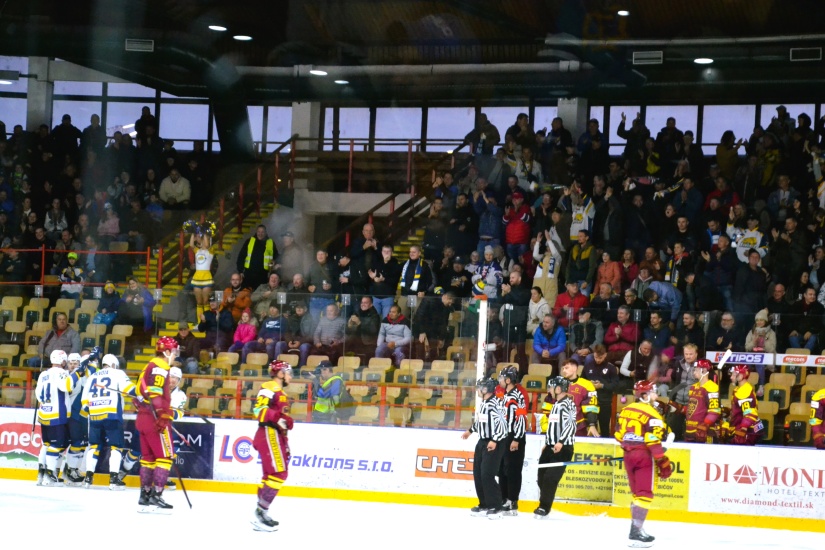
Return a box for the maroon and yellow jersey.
[254,380,294,432]
[730,382,760,432]
[137,357,171,413]
[614,401,667,458]
[568,377,599,434]
[810,389,825,449]
[685,379,720,435]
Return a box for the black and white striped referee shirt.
[545,396,576,446]
[472,397,508,441]
[503,387,527,439]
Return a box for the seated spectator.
[242,303,286,363]
[58,252,85,305]
[116,277,155,333]
[603,305,639,360]
[158,168,191,209]
[375,304,412,366]
[565,230,597,294]
[744,309,774,394]
[121,196,153,256]
[96,203,120,245]
[619,340,659,390]
[412,291,454,361]
[1,248,24,285]
[83,233,111,287]
[274,300,315,367]
[345,296,381,359]
[28,312,80,368]
[642,281,682,325]
[707,311,744,352]
[643,311,672,354]
[569,309,604,365]
[670,312,705,355]
[251,272,284,321]
[174,322,201,374]
[44,198,68,242]
[789,287,824,352]
[228,309,258,354]
[313,303,346,365]
[638,247,665,281]
[52,229,82,275]
[530,314,567,373]
[527,286,551,335]
[552,280,590,329]
[630,266,655,297]
[220,272,253,324]
[595,250,621,293]
[94,281,120,327]
[619,249,638,291]
[589,282,621,326]
[446,256,473,298]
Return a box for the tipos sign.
[415,448,473,480]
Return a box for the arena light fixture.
[0,80,12,85]
[334,79,349,85]
[617,10,629,16]
[309,69,328,76]
[694,57,714,64]
[208,25,227,32]
[233,35,253,41]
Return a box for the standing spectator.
[715,130,745,182]
[464,113,500,157]
[502,190,532,262]
[700,234,737,311]
[51,114,82,164]
[505,113,536,152]
[473,245,504,301]
[603,305,639,360]
[565,230,598,294]
[81,114,107,157]
[158,168,190,209]
[134,106,158,144]
[531,229,563,308]
[220,272,253,323]
[788,287,824,352]
[576,118,603,154]
[770,215,808,286]
[411,291,454,361]
[530,314,567,372]
[306,249,334,321]
[616,112,650,174]
[313,303,346,365]
[582,345,621,436]
[333,251,368,298]
[368,245,401,320]
[514,147,542,192]
[398,245,434,317]
[345,296,381,359]
[655,117,684,169]
[734,249,769,322]
[422,197,449,261]
[173,322,201,374]
[375,304,412,366]
[671,176,704,226]
[349,223,380,272]
[500,271,531,371]
[595,251,622,293]
[272,230,303,283]
[473,180,503,255]
[447,193,479,256]
[642,280,682,325]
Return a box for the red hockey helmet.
[633,379,657,399]
[729,364,750,378]
[268,359,293,378]
[156,336,179,354]
[695,359,714,372]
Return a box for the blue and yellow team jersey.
[35,367,78,425]
[81,368,136,421]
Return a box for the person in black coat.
[500,270,531,373]
[733,249,769,324]
[446,193,479,257]
[411,290,455,361]
[369,245,402,320]
[345,295,382,360]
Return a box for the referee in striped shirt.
[462,377,508,519]
[534,376,576,518]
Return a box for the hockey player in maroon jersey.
[684,358,721,443]
[560,359,600,436]
[615,380,673,548]
[135,336,178,512]
[724,365,764,445]
[810,387,825,449]
[251,359,294,531]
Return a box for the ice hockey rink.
[0,478,820,548]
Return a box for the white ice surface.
[0,479,821,549]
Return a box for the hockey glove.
[695,423,708,442]
[90,346,102,361]
[655,456,673,479]
[732,427,748,445]
[155,410,173,433]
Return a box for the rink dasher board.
[2,408,825,531]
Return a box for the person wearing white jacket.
[531,229,564,308]
[527,288,551,336]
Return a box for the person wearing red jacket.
[502,190,532,262]
[552,281,590,328]
[603,305,639,360]
[135,336,178,512]
[251,360,295,531]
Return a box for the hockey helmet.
[169,366,183,379]
[67,353,82,365]
[633,379,657,399]
[499,365,520,385]
[156,336,179,354]
[547,376,570,394]
[50,349,67,366]
[101,354,119,369]
[476,377,498,395]
[268,359,293,379]
[695,358,714,372]
[729,364,750,379]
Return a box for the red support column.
[177,231,184,284]
[145,248,151,288]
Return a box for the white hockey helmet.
[67,353,82,364]
[169,366,182,379]
[101,354,120,369]
[50,349,68,366]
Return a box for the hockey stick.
[537,457,624,469]
[716,349,733,371]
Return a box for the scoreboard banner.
[706,350,825,368]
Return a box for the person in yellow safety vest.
[237,225,276,291]
[308,361,343,424]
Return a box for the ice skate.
[117,466,130,483]
[138,488,157,513]
[533,507,550,519]
[486,508,502,520]
[165,479,177,491]
[251,507,279,532]
[501,500,518,517]
[109,473,126,491]
[83,472,94,489]
[36,465,45,486]
[65,468,84,487]
[469,505,489,517]
[42,469,62,487]
[147,489,173,513]
[629,526,655,548]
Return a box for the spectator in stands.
[666,216,699,256]
[121,196,153,256]
[744,309,774,395]
[569,309,604,365]
[617,112,650,174]
[313,303,346,365]
[500,271,531,369]
[770,215,808,286]
[83,233,110,286]
[158,168,191,209]
[565,230,597,294]
[767,174,800,223]
[664,241,693,291]
[559,183,595,241]
[670,176,703,226]
[221,272,253,323]
[619,249,638,291]
[174,321,201,374]
[527,286,551,336]
[29,312,80,368]
[547,117,574,186]
[473,179,503,254]
[447,193,479,256]
[715,131,745,182]
[96,203,120,245]
[670,312,704,355]
[51,114,82,165]
[0,248,25,284]
[432,171,458,212]
[96,281,120,327]
[503,189,532,262]
[700,234,737,311]
[286,272,307,300]
[505,113,536,152]
[26,226,55,278]
[134,106,158,144]
[228,309,258,354]
[622,191,654,262]
[707,312,744,352]
[81,114,106,157]
[346,296,381,359]
[595,251,622,292]
[375,304,412,366]
[412,290,454,361]
[642,280,682,325]
[604,304,639,359]
[643,311,671,354]
[576,118,602,154]
[553,280,590,329]
[44,198,68,242]
[58,252,85,305]
[531,229,563,308]
[530,314,567,371]
[655,117,684,169]
[589,282,621,326]
[514,147,542,192]
[275,300,315,367]
[306,248,335,321]
[369,244,401,319]
[619,340,658,390]
[52,228,82,275]
[422,197,449,261]
[703,175,740,219]
[243,303,286,363]
[734,248,769,322]
[473,245,503,301]
[464,113,500,157]
[788,287,824,352]
[399,245,434,316]
[273,231,304,283]
[116,276,155,333]
[334,250,368,298]
[350,223,380,272]
[251,272,284,321]
[445,256,473,298]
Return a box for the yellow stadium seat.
[786,402,811,444]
